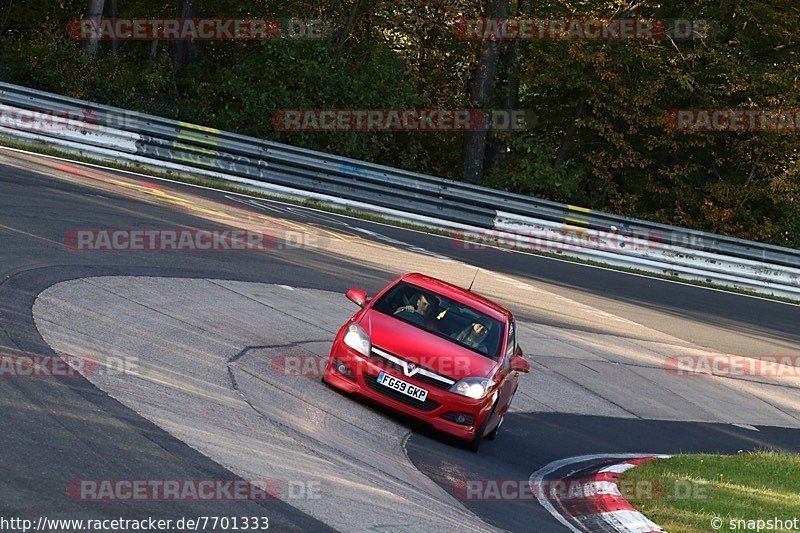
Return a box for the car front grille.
[363,374,442,412]
[369,350,406,374]
[369,346,455,390]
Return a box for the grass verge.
[620,452,800,533]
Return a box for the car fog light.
[442,412,475,426]
[333,358,354,378]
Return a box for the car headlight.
[343,323,371,357]
[449,377,492,399]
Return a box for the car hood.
[359,310,498,380]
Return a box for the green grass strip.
[620,452,800,532]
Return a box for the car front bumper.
[323,342,495,441]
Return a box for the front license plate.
[376,372,429,402]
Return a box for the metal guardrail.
[1,81,799,299]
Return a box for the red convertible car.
[322,272,530,451]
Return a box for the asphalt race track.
[2,147,800,532]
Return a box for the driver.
[394,293,437,326]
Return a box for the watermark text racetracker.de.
[65,228,322,252]
[271,353,475,378]
[68,479,321,501]
[0,107,97,132]
[453,478,708,501]
[272,109,534,132]
[68,18,332,40]
[666,354,800,378]
[0,354,137,378]
[665,109,800,132]
[449,227,662,254]
[454,18,717,41]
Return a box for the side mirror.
[345,288,369,308]
[510,353,530,373]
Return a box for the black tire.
[465,433,481,452]
[485,414,503,441]
[465,398,499,452]
[487,386,517,441]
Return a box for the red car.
[322,273,530,451]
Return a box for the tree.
[107,0,118,52]
[83,0,105,58]
[462,0,507,184]
[170,0,198,69]
[486,0,532,175]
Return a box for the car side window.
[505,320,516,360]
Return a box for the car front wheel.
[465,398,499,452]
[486,387,517,441]
[485,414,503,440]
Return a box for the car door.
[487,319,518,432]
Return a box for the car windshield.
[372,281,504,360]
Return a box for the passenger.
[454,320,491,353]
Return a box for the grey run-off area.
[33,277,800,530]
